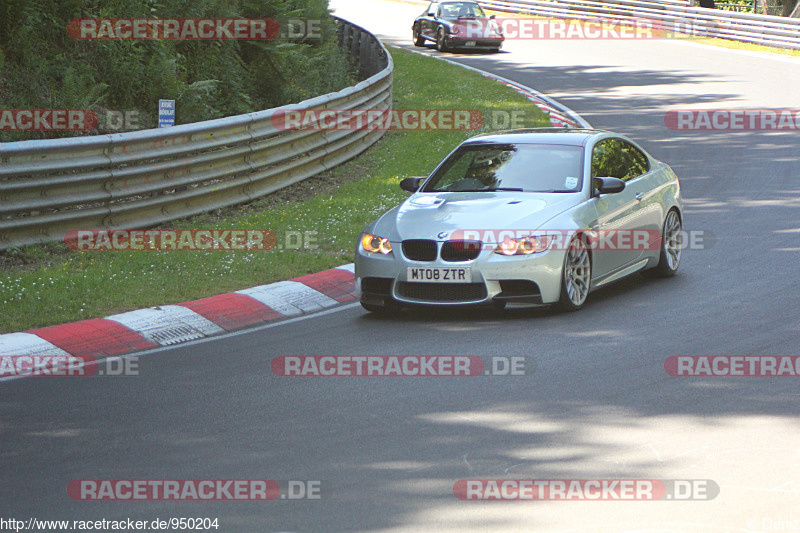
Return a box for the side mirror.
[490,14,496,19]
[594,177,625,194]
[400,177,426,192]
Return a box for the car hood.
[373,192,582,243]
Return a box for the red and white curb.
[486,76,583,128]
[0,264,357,358]
[467,68,590,129]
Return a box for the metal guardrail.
[480,0,800,49]
[0,18,392,251]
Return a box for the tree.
[0,0,354,141]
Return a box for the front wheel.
[413,25,425,46]
[642,209,682,278]
[436,27,449,52]
[555,238,592,312]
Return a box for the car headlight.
[495,235,553,256]
[361,233,393,254]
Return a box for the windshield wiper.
[486,187,524,192]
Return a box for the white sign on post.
[158,99,175,128]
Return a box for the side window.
[591,139,613,179]
[591,138,649,182]
[622,141,649,180]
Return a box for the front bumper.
[355,240,565,307]
[446,37,503,50]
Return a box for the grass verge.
[679,35,800,56]
[0,46,551,333]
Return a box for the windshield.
[438,2,488,19]
[423,143,584,193]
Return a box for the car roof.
[462,128,608,147]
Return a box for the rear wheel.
[436,27,449,52]
[556,238,592,311]
[413,25,425,46]
[643,209,682,278]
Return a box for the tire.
[642,209,682,278]
[436,27,449,52]
[555,237,592,312]
[413,25,425,46]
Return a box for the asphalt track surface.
[2,1,799,531]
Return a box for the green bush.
[0,0,354,141]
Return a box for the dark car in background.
[413,1,504,53]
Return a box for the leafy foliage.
[0,0,354,141]
[591,139,649,181]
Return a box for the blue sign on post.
[158,99,175,128]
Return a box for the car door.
[589,137,652,278]
[614,140,667,259]
[421,3,438,40]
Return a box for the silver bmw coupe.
[355,129,683,313]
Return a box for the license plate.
[465,41,476,47]
[407,267,471,283]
